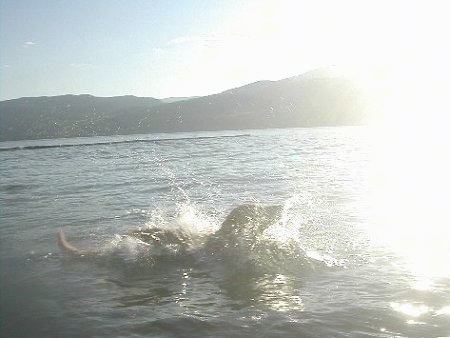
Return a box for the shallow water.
[1,127,449,337]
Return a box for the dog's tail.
[57,230,97,256]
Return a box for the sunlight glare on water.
[368,124,450,281]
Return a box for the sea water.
[1,127,449,337]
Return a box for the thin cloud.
[23,41,37,47]
[168,35,224,47]
[169,34,225,45]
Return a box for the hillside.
[0,69,370,141]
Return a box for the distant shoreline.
[0,68,370,142]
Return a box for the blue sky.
[1,0,449,101]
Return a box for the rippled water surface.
[1,127,449,337]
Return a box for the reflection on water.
[367,126,450,282]
[391,302,430,318]
[256,274,304,312]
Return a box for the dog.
[57,204,283,257]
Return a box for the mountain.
[0,95,162,141]
[0,69,370,141]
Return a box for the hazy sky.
[1,0,449,100]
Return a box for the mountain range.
[0,68,371,141]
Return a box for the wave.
[0,134,250,152]
[0,183,36,192]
